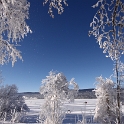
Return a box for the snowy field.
[22,99,97,124]
[2,99,124,124]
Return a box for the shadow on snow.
[20,114,97,124]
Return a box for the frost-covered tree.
[43,0,68,18]
[89,0,124,61]
[94,76,117,123]
[0,84,29,122]
[0,0,31,66]
[89,0,124,123]
[40,71,78,124]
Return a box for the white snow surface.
[25,99,97,115]
[1,98,124,124]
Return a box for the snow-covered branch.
[89,0,124,61]
[0,0,31,66]
[43,0,68,18]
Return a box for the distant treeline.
[19,89,96,99]
[19,88,124,103]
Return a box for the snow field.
[3,98,124,124]
[25,99,97,115]
[23,99,98,124]
[25,98,124,123]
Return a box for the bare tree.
[89,0,124,123]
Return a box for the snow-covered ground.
[25,99,97,114]
[2,99,124,124]
[23,99,97,124]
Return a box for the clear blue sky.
[1,0,122,92]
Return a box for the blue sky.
[1,0,121,92]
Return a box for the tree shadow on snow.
[20,115,39,123]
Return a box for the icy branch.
[89,0,124,61]
[0,0,31,66]
[43,0,68,18]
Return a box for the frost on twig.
[43,0,68,18]
[0,0,31,66]
[0,40,22,66]
[89,0,124,61]
[113,61,124,82]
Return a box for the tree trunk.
[116,61,121,124]
[113,0,121,123]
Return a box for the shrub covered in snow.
[0,84,29,122]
